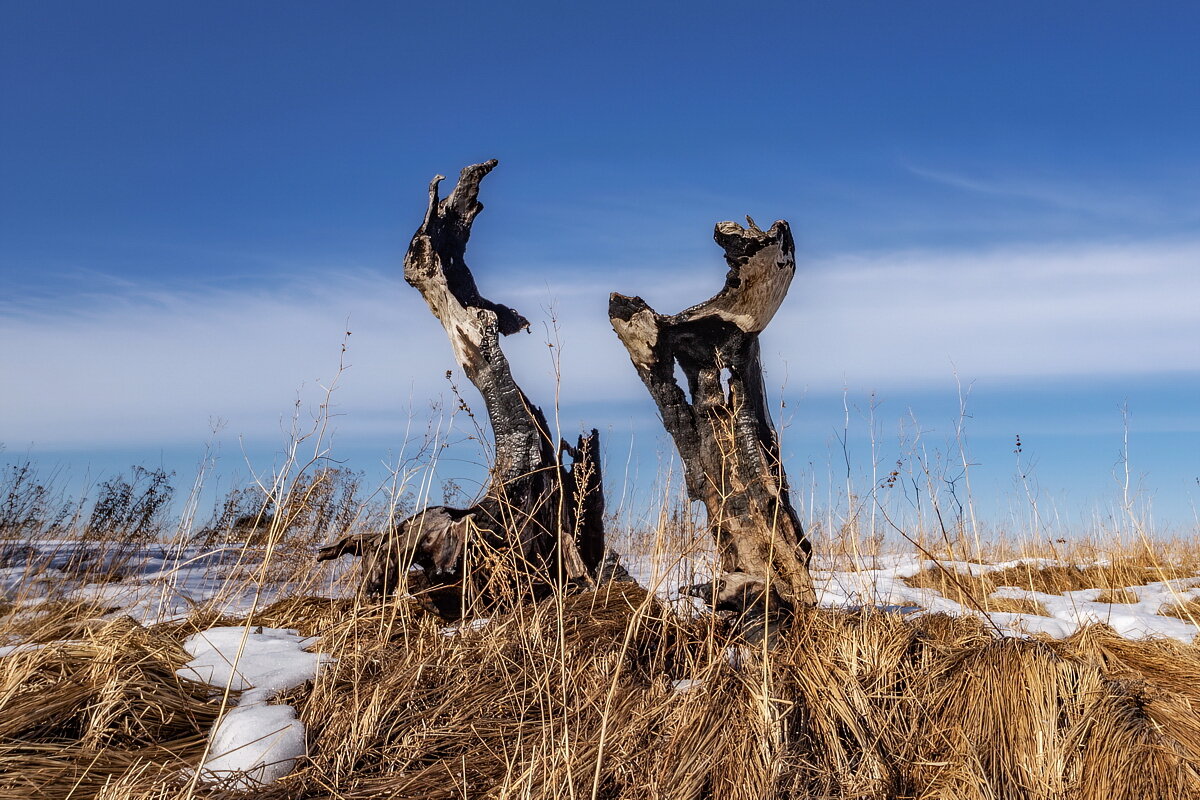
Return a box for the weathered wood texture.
[609,218,815,609]
[318,160,605,617]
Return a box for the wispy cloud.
[777,238,1200,390]
[902,164,1195,225]
[4,238,1199,449]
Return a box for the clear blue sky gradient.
[3,2,1199,531]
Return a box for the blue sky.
[2,1,1199,532]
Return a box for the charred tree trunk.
[609,217,815,611]
[318,160,606,617]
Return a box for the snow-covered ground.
[623,549,1200,643]
[0,540,351,625]
[6,540,1200,649]
[808,555,1200,642]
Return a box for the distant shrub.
[193,483,273,546]
[195,467,409,548]
[84,466,175,543]
[0,460,76,541]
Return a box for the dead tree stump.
[609,217,815,611]
[318,160,606,617]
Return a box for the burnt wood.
[318,160,606,617]
[609,217,815,610]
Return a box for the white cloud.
[780,239,1200,391]
[1,273,450,448]
[3,238,1199,449]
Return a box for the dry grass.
[979,595,1051,616]
[1096,587,1142,604]
[905,561,1199,613]
[0,616,227,799]
[1161,598,1200,624]
[4,575,1200,799]
[5,443,1200,798]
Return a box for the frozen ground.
[6,541,1195,644]
[808,555,1200,642]
[0,540,350,625]
[623,550,1200,643]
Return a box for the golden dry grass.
[3,455,1199,800]
[0,616,226,799]
[1095,587,1142,604]
[1160,597,1200,624]
[905,561,1199,613]
[4,577,1200,799]
[978,595,1051,616]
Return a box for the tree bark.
[318,160,606,617]
[608,217,815,611]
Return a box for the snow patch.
[440,617,491,637]
[198,691,307,788]
[176,626,334,788]
[621,550,1200,645]
[1,541,353,625]
[808,556,1200,643]
[991,581,1200,643]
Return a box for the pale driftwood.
[318,160,606,616]
[609,217,815,610]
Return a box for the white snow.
[176,626,334,788]
[61,545,298,624]
[178,626,330,692]
[618,550,1200,644]
[440,617,491,637]
[989,580,1200,642]
[807,555,1200,643]
[197,696,307,788]
[0,541,354,625]
[620,550,714,614]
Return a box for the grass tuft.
[906,561,1197,610]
